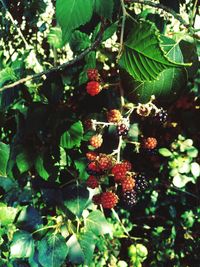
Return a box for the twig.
[0,24,104,92]
[129,0,189,28]
[118,0,127,58]
[117,136,123,163]
[0,0,30,49]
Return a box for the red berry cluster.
[86,69,102,96]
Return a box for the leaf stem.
[118,0,127,59]
[112,208,131,238]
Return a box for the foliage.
[0,0,199,266]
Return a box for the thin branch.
[129,0,189,28]
[0,0,30,49]
[118,0,127,58]
[0,25,104,92]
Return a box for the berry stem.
[117,136,123,163]
[111,208,131,238]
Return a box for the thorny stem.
[0,0,30,49]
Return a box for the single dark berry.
[117,123,129,136]
[123,190,137,207]
[135,173,148,192]
[101,192,119,209]
[92,194,102,205]
[154,108,168,123]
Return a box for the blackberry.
[135,173,148,192]
[154,108,168,123]
[86,162,104,176]
[117,123,129,136]
[123,190,137,207]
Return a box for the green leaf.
[119,21,190,82]
[63,183,89,217]
[10,231,34,258]
[69,31,91,53]
[0,142,10,176]
[186,147,198,158]
[74,158,89,180]
[35,156,49,180]
[85,210,112,236]
[47,27,64,49]
[191,162,200,178]
[66,234,84,265]
[60,121,83,149]
[159,148,172,157]
[0,203,18,225]
[0,176,17,192]
[102,22,118,41]
[94,0,114,19]
[38,234,68,267]
[16,151,33,174]
[56,0,94,42]
[0,67,17,87]
[79,231,97,265]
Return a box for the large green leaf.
[38,234,68,267]
[74,158,89,180]
[85,210,112,236]
[10,231,34,258]
[0,142,10,176]
[79,231,97,265]
[0,203,18,226]
[60,121,83,149]
[94,0,114,19]
[119,21,190,82]
[56,0,94,42]
[63,183,89,217]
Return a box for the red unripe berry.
[90,134,103,149]
[112,163,128,182]
[101,192,119,209]
[97,154,113,171]
[87,69,99,81]
[122,160,132,171]
[107,109,122,123]
[143,137,157,150]
[86,151,98,161]
[86,81,101,96]
[86,176,99,189]
[121,176,136,192]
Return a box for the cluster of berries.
[85,152,148,209]
[86,69,101,96]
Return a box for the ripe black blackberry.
[154,108,168,123]
[123,190,137,207]
[135,173,148,192]
[117,123,129,136]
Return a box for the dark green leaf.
[16,151,33,174]
[63,183,89,217]
[10,231,34,258]
[119,21,190,82]
[69,31,91,53]
[102,22,118,41]
[74,158,89,180]
[0,142,10,176]
[38,234,68,267]
[35,156,49,180]
[85,210,112,236]
[60,121,83,149]
[56,0,94,42]
[94,0,114,19]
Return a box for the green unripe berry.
[128,244,137,257]
[136,244,148,258]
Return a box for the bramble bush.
[0,0,199,266]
